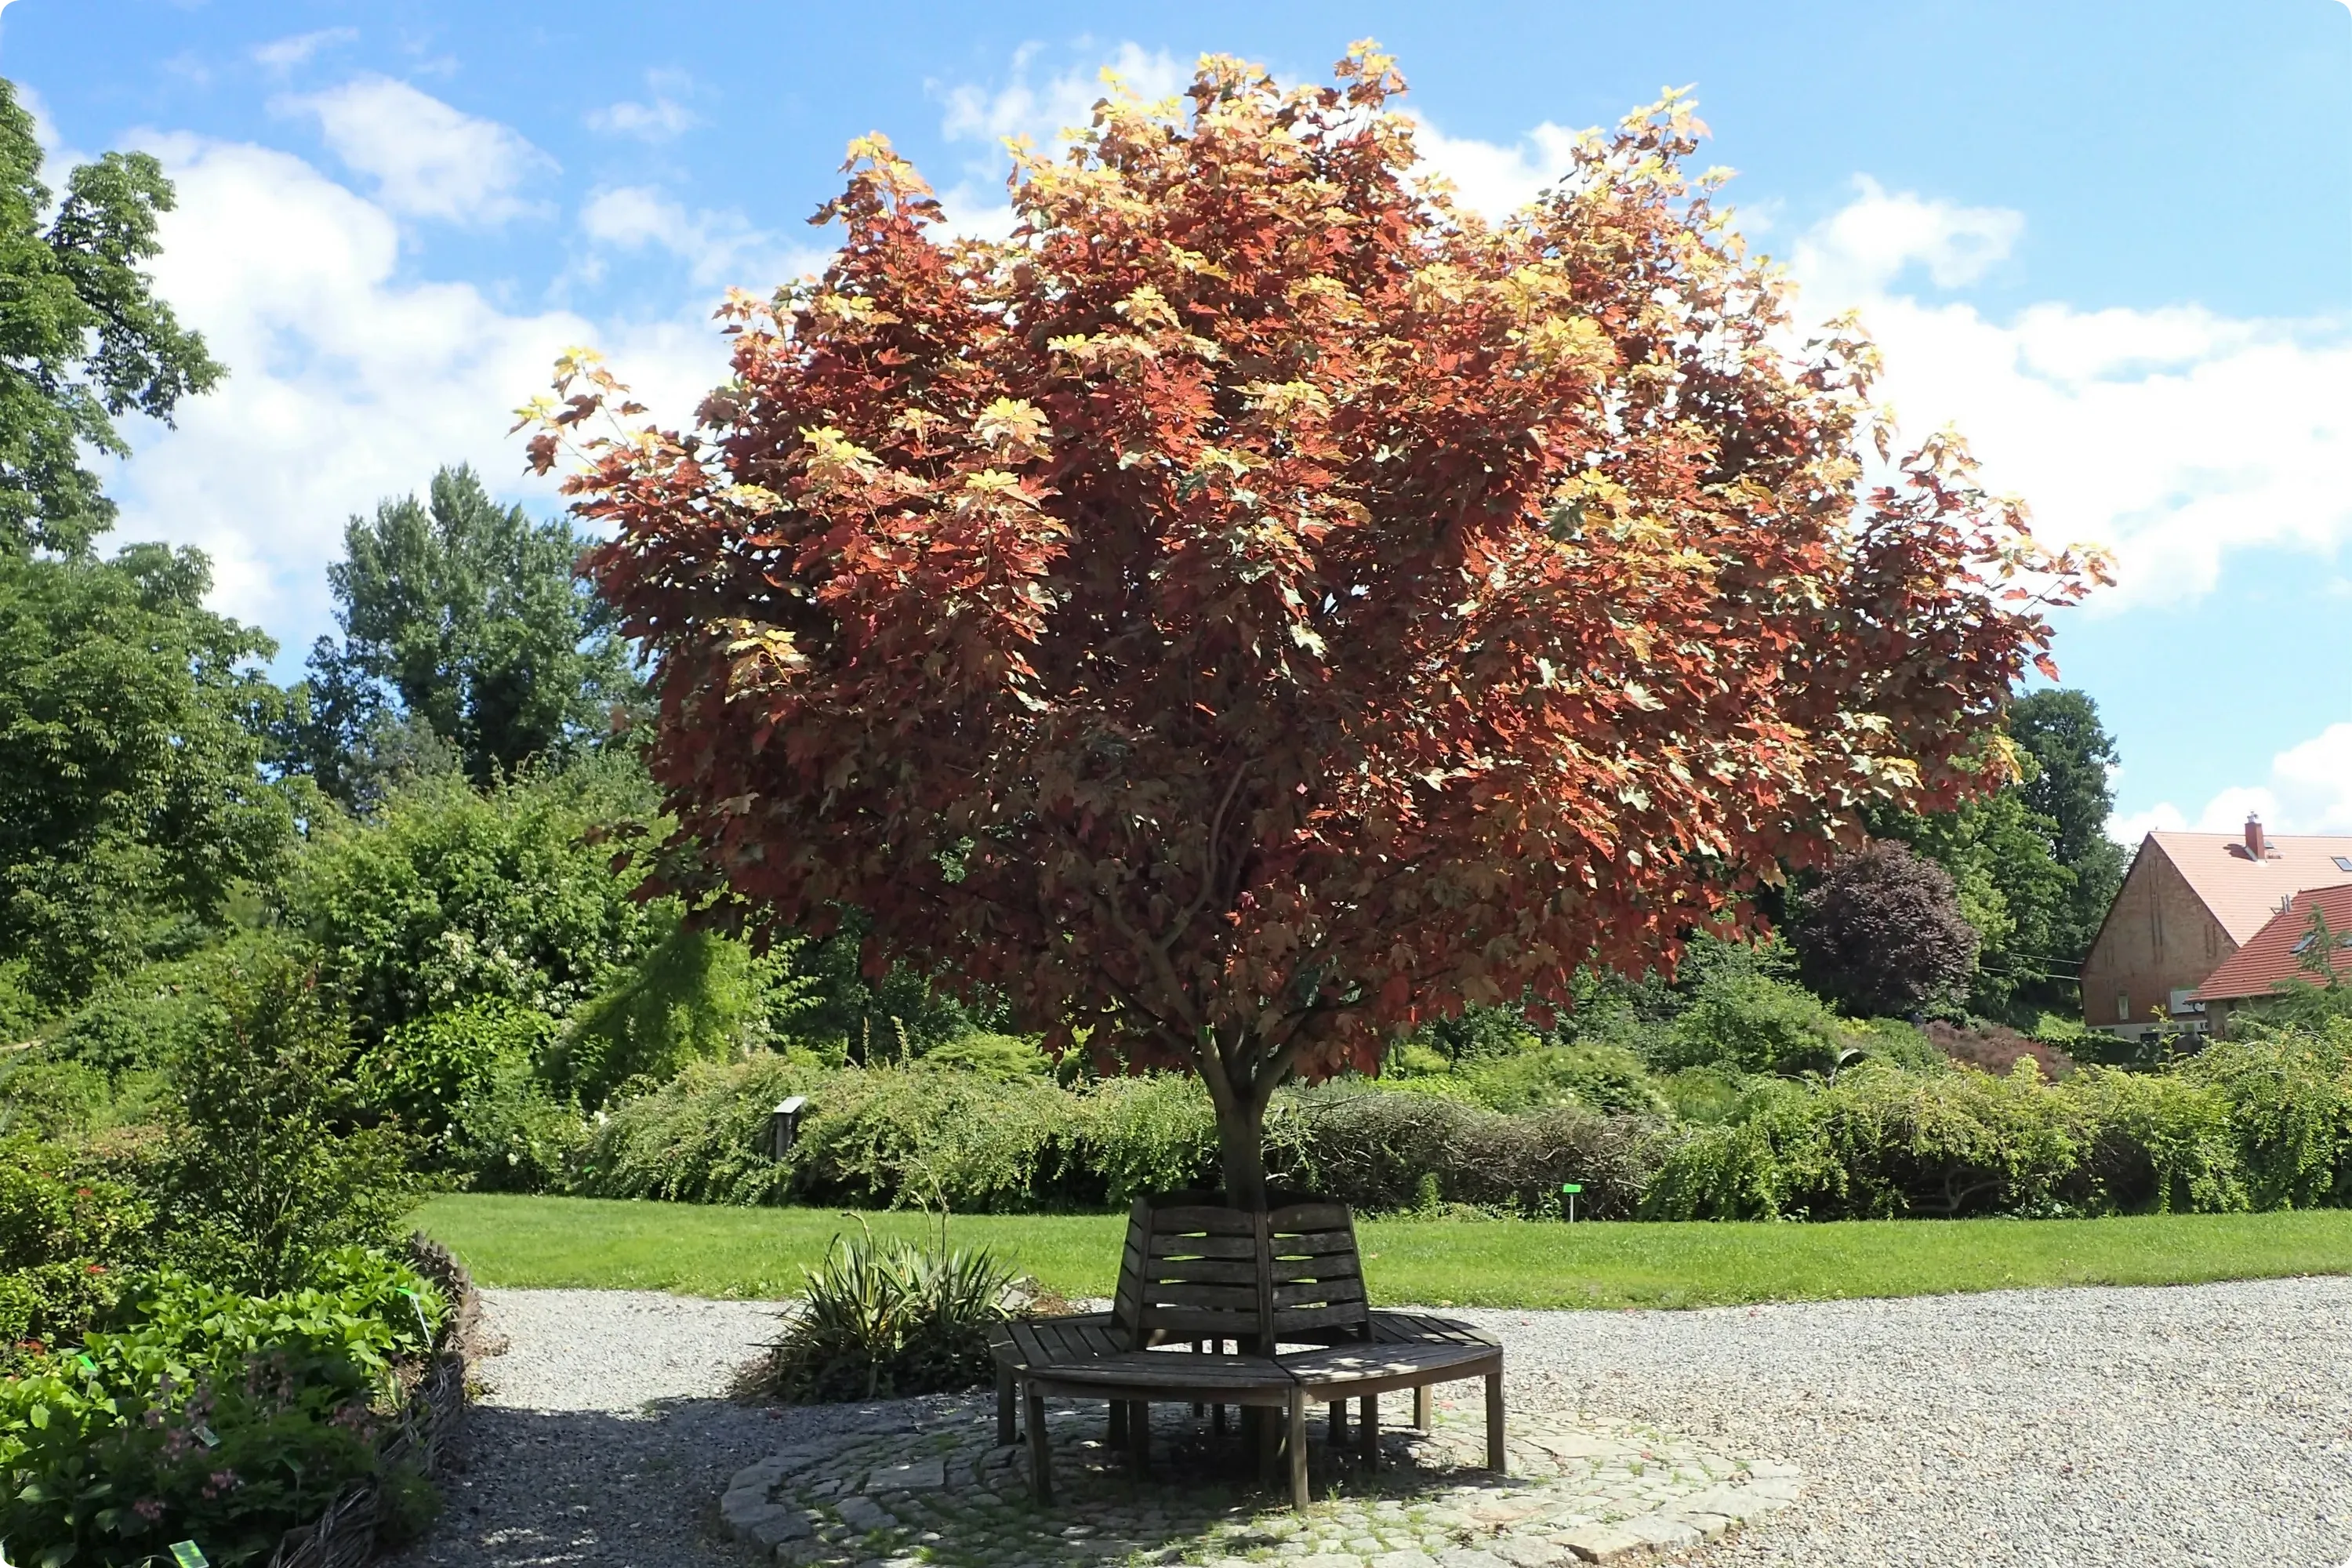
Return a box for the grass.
[415,1193,2352,1310]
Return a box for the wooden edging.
[263,1235,478,1568]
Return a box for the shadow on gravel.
[397,1391,1543,1568]
[393,1396,816,1568]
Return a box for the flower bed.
[264,1236,475,1568]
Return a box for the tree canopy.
[0,79,221,557]
[541,47,2102,1203]
[0,545,292,1004]
[293,464,637,800]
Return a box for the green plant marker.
[1561,1182,1583,1223]
[169,1543,210,1568]
[194,1423,220,1448]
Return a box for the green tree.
[0,78,222,557]
[0,545,293,1005]
[2008,687,2127,959]
[1896,786,2074,1011]
[294,464,637,797]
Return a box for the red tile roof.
[2190,884,2352,1002]
[2143,830,2352,945]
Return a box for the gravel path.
[1458,1276,2352,1568]
[397,1278,2352,1568]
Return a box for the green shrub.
[1653,1066,1765,1126]
[359,1000,584,1192]
[1082,1075,1217,1200]
[1643,1065,2083,1220]
[920,1033,1052,1078]
[0,1248,445,1568]
[550,918,816,1109]
[0,1134,152,1370]
[161,947,419,1294]
[2178,1023,2352,1209]
[1451,1043,1668,1116]
[1267,1085,1664,1217]
[0,1058,113,1142]
[1652,972,1848,1077]
[36,944,241,1076]
[2064,1067,2245,1214]
[745,1225,1016,1403]
[288,762,666,1047]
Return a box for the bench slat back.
[1112,1192,1373,1349]
[1265,1200,1370,1345]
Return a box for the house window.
[2335,855,2352,872]
[2115,989,2131,1023]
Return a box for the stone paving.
[719,1383,1798,1566]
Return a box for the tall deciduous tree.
[0,545,292,1004]
[296,464,637,798]
[539,49,2100,1206]
[2008,686,2125,955]
[0,78,222,557]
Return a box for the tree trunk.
[1214,1089,1271,1212]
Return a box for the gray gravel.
[1457,1275,2352,1568]
[397,1277,2352,1568]
[390,1288,974,1568]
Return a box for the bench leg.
[1213,1402,1226,1434]
[996,1369,1018,1446]
[1254,1406,1277,1486]
[1484,1372,1505,1473]
[1026,1389,1054,1504]
[1129,1400,1150,1474]
[1329,1399,1347,1443]
[1287,1391,1310,1509]
[1108,1399,1127,1445]
[1192,1341,1207,1415]
[1358,1392,1378,1469]
[1414,1383,1433,1432]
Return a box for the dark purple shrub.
[1793,840,1980,1017]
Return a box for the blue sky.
[8,0,2349,840]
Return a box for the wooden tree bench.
[989,1194,1503,1507]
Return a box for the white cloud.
[253,27,358,71]
[579,184,829,292]
[279,76,554,224]
[1788,176,2022,298]
[938,41,1188,151]
[931,42,1186,239]
[104,132,729,647]
[1780,182,2351,609]
[1408,118,1585,219]
[2111,722,2352,842]
[588,71,700,142]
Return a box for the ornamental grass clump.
[748,1225,1017,1403]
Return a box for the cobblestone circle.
[718,1385,1798,1566]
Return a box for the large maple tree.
[534,47,2102,1207]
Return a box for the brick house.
[2078,817,2352,1040]
[2187,882,2352,1036]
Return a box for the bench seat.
[986,1194,1508,1508]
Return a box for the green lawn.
[416,1193,2352,1310]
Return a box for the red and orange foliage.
[528,46,2103,1203]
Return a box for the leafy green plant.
[160,946,419,1294]
[549,917,815,1109]
[0,1249,445,1567]
[286,759,666,1048]
[0,1134,152,1371]
[746,1224,1016,1403]
[1651,971,1849,1077]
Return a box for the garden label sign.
[1562,1182,1584,1222]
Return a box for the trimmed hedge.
[573,1020,2352,1224]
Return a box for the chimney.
[2245,814,2267,859]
